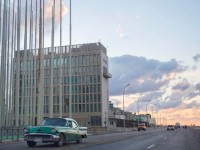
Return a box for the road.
[0,127,200,150]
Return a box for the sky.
[60,0,200,126]
[18,0,200,126]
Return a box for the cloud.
[18,0,68,33]
[44,0,68,24]
[140,91,163,102]
[183,101,200,109]
[109,55,184,96]
[134,14,142,19]
[157,91,184,109]
[172,79,191,91]
[196,83,200,90]
[193,54,200,62]
[116,24,131,39]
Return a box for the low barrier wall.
[0,128,24,142]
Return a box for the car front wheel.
[27,141,36,147]
[55,133,65,147]
[76,135,82,144]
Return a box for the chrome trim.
[24,133,60,142]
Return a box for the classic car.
[137,123,146,131]
[24,118,87,147]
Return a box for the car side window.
[68,121,72,128]
[65,121,69,127]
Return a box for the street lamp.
[154,103,159,126]
[146,99,152,127]
[137,93,143,127]
[123,83,130,131]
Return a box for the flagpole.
[69,0,72,118]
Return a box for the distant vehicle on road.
[175,122,181,129]
[167,125,174,131]
[183,125,187,129]
[24,118,87,147]
[138,123,146,131]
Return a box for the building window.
[97,54,101,65]
[98,84,101,92]
[79,104,82,112]
[93,54,97,65]
[90,94,93,102]
[90,75,93,83]
[86,104,89,112]
[98,103,101,112]
[82,94,85,102]
[91,116,101,126]
[94,94,97,102]
[75,104,78,112]
[72,104,74,112]
[94,104,97,112]
[98,94,101,102]
[90,104,93,112]
[83,104,85,112]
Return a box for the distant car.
[138,123,146,131]
[167,125,174,131]
[183,125,187,129]
[24,118,87,147]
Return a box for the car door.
[66,120,74,141]
[72,121,80,140]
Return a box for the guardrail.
[0,128,24,142]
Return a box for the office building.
[12,42,111,127]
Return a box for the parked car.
[138,123,146,131]
[24,118,87,147]
[167,125,174,131]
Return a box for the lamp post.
[146,100,152,127]
[123,83,130,131]
[137,93,143,127]
[154,103,159,126]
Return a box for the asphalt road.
[0,127,200,150]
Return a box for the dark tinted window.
[42,118,67,126]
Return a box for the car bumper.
[138,128,146,130]
[24,133,60,143]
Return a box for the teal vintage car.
[24,118,87,147]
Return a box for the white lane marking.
[163,137,168,140]
[147,144,155,149]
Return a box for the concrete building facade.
[12,42,111,127]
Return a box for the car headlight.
[24,127,28,134]
[51,128,57,133]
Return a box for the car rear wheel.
[76,135,82,144]
[55,133,65,147]
[27,141,36,147]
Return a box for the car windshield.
[139,123,145,126]
[42,118,67,127]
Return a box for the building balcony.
[103,72,112,78]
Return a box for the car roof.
[45,117,76,122]
[63,118,75,121]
